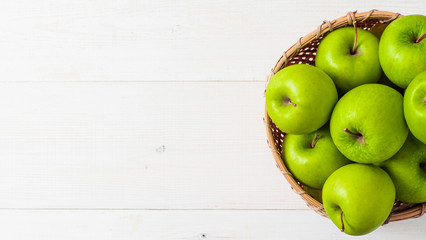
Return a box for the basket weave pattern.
[264,10,426,222]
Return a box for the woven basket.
[264,10,426,223]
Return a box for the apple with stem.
[379,15,426,88]
[330,84,408,163]
[316,25,382,93]
[266,64,338,134]
[404,71,426,144]
[283,124,351,189]
[322,164,395,235]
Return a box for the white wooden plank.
[0,82,306,209]
[0,0,422,82]
[0,209,424,239]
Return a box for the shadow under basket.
[264,10,426,223]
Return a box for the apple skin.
[379,15,426,88]
[316,27,382,93]
[378,134,426,203]
[330,84,408,164]
[322,164,396,236]
[404,71,426,144]
[283,124,351,189]
[266,64,338,135]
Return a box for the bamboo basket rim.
[264,9,426,222]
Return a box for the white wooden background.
[0,0,424,239]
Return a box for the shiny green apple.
[266,64,338,134]
[323,164,395,235]
[283,124,351,189]
[379,15,426,88]
[379,134,426,203]
[316,27,382,93]
[404,71,426,144]
[330,84,408,163]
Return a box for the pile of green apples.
[266,15,426,235]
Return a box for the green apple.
[316,27,382,93]
[283,124,351,189]
[379,134,426,203]
[266,64,338,134]
[379,15,426,88]
[404,71,426,144]
[330,84,408,164]
[323,164,396,235]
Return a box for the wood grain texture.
[0,209,424,240]
[0,0,423,82]
[0,0,425,238]
[0,82,306,209]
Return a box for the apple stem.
[340,211,345,232]
[416,32,426,43]
[311,135,320,148]
[344,128,365,145]
[421,162,426,170]
[423,98,426,104]
[351,21,358,54]
[283,97,297,107]
[343,128,362,137]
